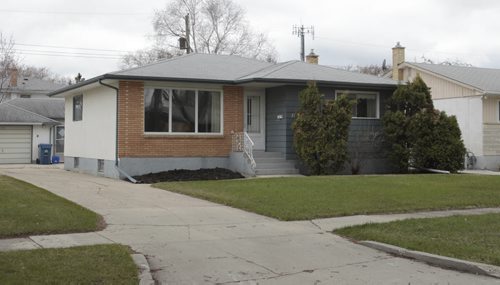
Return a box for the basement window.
[97,159,104,173]
[144,88,222,134]
[335,90,379,119]
[74,157,79,168]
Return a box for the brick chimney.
[8,68,18,87]
[306,49,319,64]
[392,42,405,81]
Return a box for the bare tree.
[0,33,19,103]
[337,62,391,77]
[120,47,183,69]
[420,55,472,67]
[122,0,277,68]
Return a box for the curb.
[131,254,155,285]
[360,241,500,279]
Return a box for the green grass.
[0,175,102,238]
[154,174,500,220]
[0,244,138,284]
[335,213,500,266]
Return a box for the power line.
[13,48,126,57]
[16,51,122,60]
[315,35,485,59]
[15,43,131,53]
[0,9,149,16]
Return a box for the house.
[49,53,398,178]
[0,98,65,164]
[391,43,500,170]
[1,69,64,101]
[0,69,65,164]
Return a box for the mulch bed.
[134,168,244,183]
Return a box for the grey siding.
[265,86,290,154]
[265,85,396,174]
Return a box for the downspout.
[98,79,137,183]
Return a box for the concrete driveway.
[1,167,499,284]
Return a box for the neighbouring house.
[0,98,65,164]
[49,52,398,179]
[0,69,64,102]
[391,43,500,170]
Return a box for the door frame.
[243,89,266,150]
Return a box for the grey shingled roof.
[49,53,398,96]
[2,76,65,93]
[0,101,60,125]
[112,53,274,82]
[238,60,397,85]
[408,62,500,93]
[7,98,65,120]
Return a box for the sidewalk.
[1,167,499,284]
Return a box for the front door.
[54,125,64,162]
[244,90,265,150]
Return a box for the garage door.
[0,126,32,164]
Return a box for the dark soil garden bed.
[134,168,244,183]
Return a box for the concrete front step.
[254,157,290,164]
[252,151,299,175]
[255,168,300,175]
[256,162,297,169]
[252,151,284,159]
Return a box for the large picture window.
[144,88,223,134]
[336,91,379,119]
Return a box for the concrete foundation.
[475,155,500,171]
[64,156,119,178]
[65,155,256,179]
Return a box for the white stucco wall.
[32,125,52,161]
[434,97,483,156]
[64,86,116,160]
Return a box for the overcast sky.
[1,0,500,78]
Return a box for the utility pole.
[185,14,191,54]
[292,25,314,61]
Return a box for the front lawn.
[0,244,138,284]
[335,213,500,266]
[0,175,102,238]
[154,174,500,220]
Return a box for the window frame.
[335,90,380,119]
[143,87,224,135]
[97,159,104,173]
[73,94,83,121]
[74,157,79,168]
[497,100,500,123]
[54,125,64,153]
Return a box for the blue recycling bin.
[38,144,52,165]
[52,156,60,164]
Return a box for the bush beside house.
[292,82,353,175]
[383,75,466,173]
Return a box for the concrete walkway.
[1,167,499,284]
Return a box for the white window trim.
[143,87,224,135]
[72,94,83,122]
[497,100,500,123]
[335,90,380,119]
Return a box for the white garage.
[0,126,32,164]
[0,99,64,165]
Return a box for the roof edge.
[3,102,61,124]
[401,62,486,93]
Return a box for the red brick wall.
[118,81,243,157]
